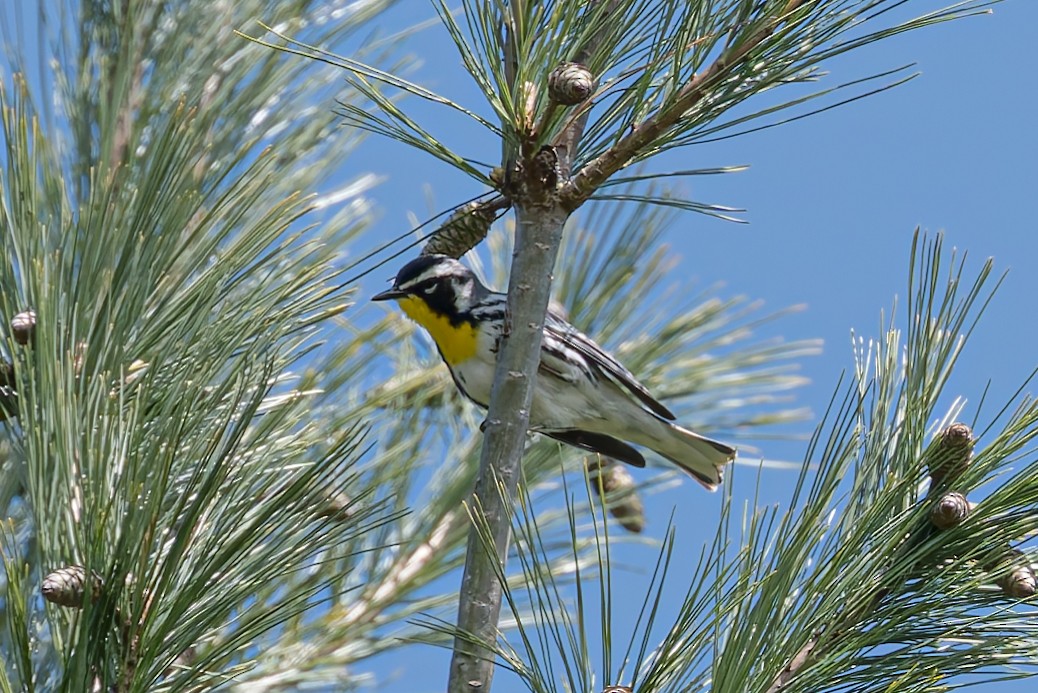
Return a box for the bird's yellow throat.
[397,295,479,365]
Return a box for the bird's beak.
[371,287,406,302]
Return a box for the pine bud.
[588,456,645,534]
[929,491,971,529]
[548,62,595,105]
[927,422,974,484]
[41,565,102,608]
[602,687,633,693]
[11,310,36,346]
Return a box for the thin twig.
[108,0,145,175]
[553,0,624,180]
[342,510,462,628]
[763,588,887,693]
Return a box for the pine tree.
[3,2,1035,693]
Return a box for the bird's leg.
[479,416,504,433]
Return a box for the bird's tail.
[632,421,736,491]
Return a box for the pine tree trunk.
[447,197,568,692]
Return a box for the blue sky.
[349,1,1038,691]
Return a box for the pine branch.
[457,233,1038,693]
[557,0,810,211]
[288,0,997,260]
[4,2,999,689]
[0,2,395,689]
[764,422,991,692]
[210,202,809,689]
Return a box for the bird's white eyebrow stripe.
[398,261,463,288]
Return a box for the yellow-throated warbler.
[372,254,736,489]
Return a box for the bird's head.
[372,254,486,323]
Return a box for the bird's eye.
[423,284,437,295]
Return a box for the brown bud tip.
[588,456,645,533]
[11,310,36,346]
[998,566,1037,599]
[928,422,974,483]
[547,62,595,106]
[942,422,973,448]
[41,565,102,608]
[929,491,971,529]
[602,687,633,693]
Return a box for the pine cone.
[588,456,645,533]
[548,62,595,105]
[998,565,1037,599]
[927,422,974,485]
[423,202,498,259]
[929,491,971,529]
[41,565,102,608]
[11,310,36,346]
[986,548,1037,599]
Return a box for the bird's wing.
[542,311,676,421]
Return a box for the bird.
[371,254,736,490]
